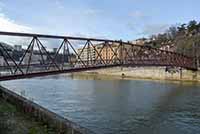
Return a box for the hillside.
[147,20,200,58]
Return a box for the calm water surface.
[1,74,200,134]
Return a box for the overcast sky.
[0,0,200,41]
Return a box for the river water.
[1,74,200,134]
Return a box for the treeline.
[148,20,200,57]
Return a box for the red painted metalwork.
[0,31,197,81]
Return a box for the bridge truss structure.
[0,31,197,81]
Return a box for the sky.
[0,0,200,41]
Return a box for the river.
[1,74,200,134]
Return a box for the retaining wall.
[0,86,94,134]
[77,66,200,82]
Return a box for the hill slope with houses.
[134,20,200,59]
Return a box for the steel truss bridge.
[0,31,197,81]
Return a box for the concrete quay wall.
[0,86,94,134]
[80,66,200,82]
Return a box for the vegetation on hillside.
[148,20,200,58]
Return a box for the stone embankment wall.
[0,86,94,134]
[77,67,200,82]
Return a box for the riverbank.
[0,86,94,134]
[71,67,200,83]
[0,98,58,134]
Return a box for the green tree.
[187,20,198,33]
[167,26,177,39]
[177,24,186,35]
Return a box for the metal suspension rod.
[108,43,121,64]
[73,40,89,66]
[14,37,35,74]
[93,42,106,63]
[26,38,35,74]
[36,39,45,65]
[0,43,24,75]
[89,41,106,66]
[66,40,87,67]
[47,39,65,70]
[36,38,60,71]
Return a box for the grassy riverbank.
[0,98,57,134]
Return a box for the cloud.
[55,0,64,9]
[0,13,32,32]
[0,12,33,46]
[141,24,169,36]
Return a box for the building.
[0,56,4,66]
[14,45,22,51]
[76,42,135,65]
[53,48,58,53]
[160,44,176,52]
[77,46,96,64]
[0,42,13,51]
[76,43,119,65]
[0,56,20,66]
[23,53,47,64]
[76,41,139,66]
[68,54,76,64]
[95,42,122,62]
[131,38,151,45]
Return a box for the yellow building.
[76,42,132,65]
[95,42,121,63]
